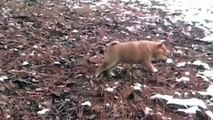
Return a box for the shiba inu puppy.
[95,40,169,78]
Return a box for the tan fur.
[95,40,168,78]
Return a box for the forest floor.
[0,0,213,120]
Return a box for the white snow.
[175,50,183,55]
[177,106,200,114]
[146,36,151,39]
[151,94,173,101]
[33,45,38,49]
[105,103,110,107]
[167,98,207,109]
[201,35,213,43]
[184,92,189,97]
[151,0,213,43]
[166,58,174,64]
[22,61,29,66]
[174,91,181,97]
[0,76,8,82]
[21,53,26,56]
[132,83,143,91]
[81,101,92,106]
[105,87,115,92]
[72,29,78,33]
[126,26,135,32]
[144,107,153,114]
[205,110,213,119]
[54,61,60,65]
[114,82,119,86]
[18,45,23,48]
[198,84,213,96]
[12,48,18,52]
[153,67,158,72]
[30,51,35,56]
[192,60,210,69]
[176,62,187,67]
[6,114,10,118]
[197,69,213,82]
[184,71,190,76]
[151,94,207,111]
[176,76,190,83]
[37,108,50,115]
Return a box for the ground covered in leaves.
[0,0,213,120]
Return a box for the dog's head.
[153,43,169,61]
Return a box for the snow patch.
[174,91,181,97]
[132,83,143,91]
[0,76,8,82]
[166,58,174,64]
[72,29,78,33]
[177,106,200,114]
[37,108,50,115]
[153,0,213,42]
[105,86,116,92]
[33,45,38,49]
[205,110,213,119]
[21,53,26,56]
[193,60,210,69]
[151,94,173,101]
[144,107,153,114]
[151,94,207,112]
[81,101,91,106]
[198,84,213,97]
[167,98,207,109]
[54,61,61,65]
[126,26,135,32]
[22,61,29,66]
[184,71,190,76]
[176,62,187,67]
[176,76,190,83]
[197,69,213,82]
[175,49,184,54]
[105,103,110,107]
[201,34,213,43]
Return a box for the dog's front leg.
[144,60,158,73]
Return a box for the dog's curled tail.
[107,41,120,47]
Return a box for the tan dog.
[95,40,168,78]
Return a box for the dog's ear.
[156,43,163,48]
